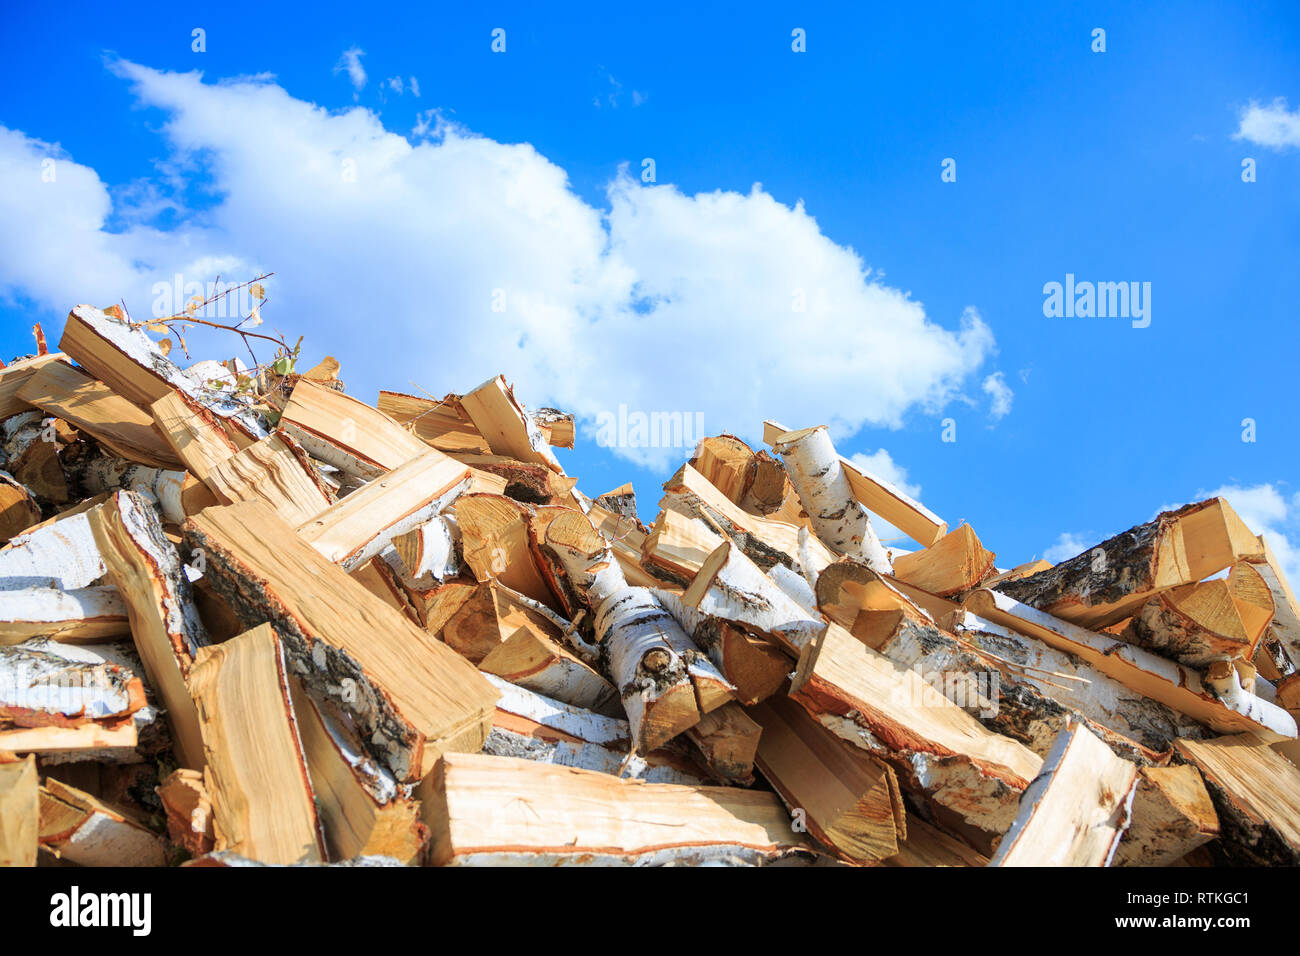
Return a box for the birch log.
[0,505,106,589]
[189,623,327,865]
[1112,765,1219,866]
[58,304,267,446]
[544,510,721,752]
[965,589,1297,742]
[481,674,705,785]
[38,777,167,866]
[1119,562,1274,667]
[771,425,892,572]
[988,720,1138,867]
[1174,732,1300,865]
[89,490,210,770]
[790,621,1042,834]
[995,498,1263,629]
[0,586,129,644]
[422,753,817,867]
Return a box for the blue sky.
[1,1,1298,577]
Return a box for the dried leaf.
[245,306,263,328]
[158,337,173,356]
[250,282,265,301]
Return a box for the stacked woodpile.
[1,303,1297,867]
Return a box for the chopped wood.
[155,768,215,856]
[686,701,761,784]
[790,620,1042,834]
[58,305,265,446]
[661,462,835,578]
[189,623,326,864]
[1113,764,1219,866]
[1247,534,1300,677]
[71,458,187,523]
[689,434,757,504]
[965,588,1297,741]
[202,430,333,524]
[288,680,427,865]
[459,375,563,473]
[280,377,427,478]
[455,493,557,607]
[771,425,892,570]
[750,692,905,864]
[0,353,69,419]
[376,389,492,455]
[593,482,639,521]
[482,674,704,784]
[1174,732,1300,865]
[882,813,989,867]
[38,777,166,866]
[989,720,1139,867]
[442,580,619,713]
[0,753,37,866]
[149,390,239,483]
[764,419,948,547]
[184,500,498,781]
[0,586,129,644]
[642,506,724,586]
[89,490,210,770]
[0,471,41,544]
[892,523,997,597]
[421,752,817,866]
[533,407,575,449]
[679,539,825,656]
[543,510,720,751]
[296,447,469,571]
[391,516,459,588]
[1120,561,1275,666]
[995,498,1264,628]
[18,361,184,469]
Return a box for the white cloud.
[409,77,420,98]
[1233,98,1300,149]
[386,76,404,95]
[1043,532,1092,564]
[982,371,1013,420]
[334,47,367,93]
[0,61,1000,471]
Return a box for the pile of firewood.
[1,302,1297,868]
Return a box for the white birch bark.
[773,426,891,572]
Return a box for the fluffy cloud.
[335,47,367,93]
[0,60,998,469]
[1233,98,1300,149]
[982,371,1013,420]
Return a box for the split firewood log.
[543,510,731,752]
[995,498,1264,629]
[988,720,1139,867]
[420,753,818,866]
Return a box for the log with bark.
[183,500,498,782]
[421,752,817,866]
[1112,764,1219,866]
[0,752,37,866]
[995,498,1263,628]
[988,720,1139,867]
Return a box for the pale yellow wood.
[0,754,38,866]
[296,447,468,569]
[422,752,817,866]
[203,431,333,525]
[190,623,325,865]
[281,378,427,473]
[18,362,182,469]
[750,693,903,865]
[892,524,996,597]
[0,353,68,419]
[459,375,562,473]
[185,500,499,781]
[149,391,239,483]
[989,721,1138,867]
[377,389,492,455]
